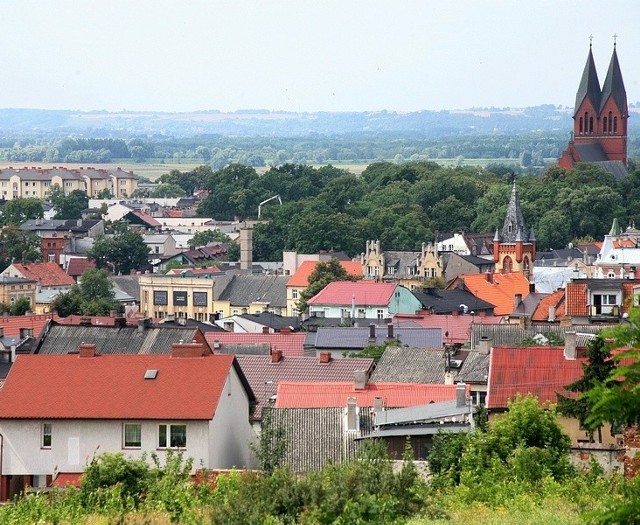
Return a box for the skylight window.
[144,369,158,380]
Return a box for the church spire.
[501,182,528,243]
[574,39,601,117]
[600,39,627,115]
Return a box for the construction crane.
[257,194,282,219]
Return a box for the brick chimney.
[271,349,283,363]
[79,343,97,357]
[319,351,332,363]
[262,326,270,334]
[171,341,210,358]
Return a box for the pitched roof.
[236,354,375,420]
[370,346,454,384]
[0,353,234,419]
[218,275,288,308]
[309,326,442,350]
[448,273,531,316]
[128,210,161,227]
[600,45,627,115]
[287,260,362,287]
[205,332,305,357]
[307,281,397,306]
[393,313,502,345]
[487,346,584,410]
[412,288,496,315]
[10,262,75,287]
[0,314,58,338]
[65,258,96,278]
[531,289,566,322]
[275,382,465,409]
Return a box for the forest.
[154,160,640,261]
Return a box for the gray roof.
[574,143,608,162]
[457,351,490,384]
[575,46,601,114]
[218,274,288,308]
[214,343,271,356]
[412,288,495,314]
[268,406,374,472]
[500,183,530,243]
[375,399,470,427]
[238,312,300,330]
[370,346,453,383]
[383,251,420,278]
[308,327,442,351]
[37,324,203,355]
[110,275,140,302]
[600,46,626,114]
[469,323,612,349]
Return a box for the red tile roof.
[531,290,566,322]
[275,382,468,408]
[287,260,362,287]
[487,346,584,410]
[0,353,235,420]
[307,281,396,306]
[130,210,161,227]
[565,282,589,317]
[205,332,306,357]
[449,273,531,316]
[65,257,96,278]
[10,262,75,287]
[54,314,142,327]
[393,313,503,344]
[0,313,59,337]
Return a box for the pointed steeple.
[609,217,621,236]
[574,42,601,116]
[600,43,627,115]
[501,182,528,243]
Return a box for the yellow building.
[139,275,216,322]
[0,277,37,311]
[0,167,138,200]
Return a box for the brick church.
[558,39,628,177]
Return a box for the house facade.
[139,274,216,322]
[0,343,256,501]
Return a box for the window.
[123,423,142,448]
[153,291,168,305]
[377,309,384,320]
[48,254,55,262]
[42,423,52,448]
[193,291,208,306]
[173,291,188,306]
[292,289,298,299]
[158,424,186,448]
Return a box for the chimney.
[10,345,16,363]
[171,341,209,358]
[280,326,291,333]
[262,326,270,334]
[451,309,459,316]
[486,272,493,284]
[477,336,492,355]
[114,316,126,328]
[354,370,368,390]
[368,323,376,342]
[548,306,556,322]
[444,371,454,385]
[271,349,283,363]
[79,343,97,357]
[456,383,467,408]
[346,397,358,431]
[386,323,394,340]
[514,293,522,309]
[564,331,577,360]
[319,351,332,363]
[137,317,150,333]
[239,226,253,272]
[373,396,384,413]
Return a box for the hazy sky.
[1,0,638,113]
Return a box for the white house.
[0,341,257,500]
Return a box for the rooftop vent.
[144,369,158,380]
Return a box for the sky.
[1,0,639,113]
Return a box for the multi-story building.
[0,166,137,200]
[0,276,37,310]
[139,274,216,322]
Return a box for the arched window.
[579,117,583,133]
[608,111,613,133]
[589,117,594,133]
[603,117,607,133]
[502,256,513,274]
[614,117,618,133]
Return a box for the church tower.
[493,183,536,279]
[559,37,628,171]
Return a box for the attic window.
[144,369,158,380]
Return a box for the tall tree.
[557,335,614,442]
[51,268,118,316]
[88,231,150,274]
[49,186,89,220]
[296,258,358,313]
[0,224,42,271]
[0,198,44,226]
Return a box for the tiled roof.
[10,262,75,287]
[487,346,584,410]
[129,210,161,227]
[449,273,531,316]
[565,281,589,317]
[0,314,58,337]
[370,346,454,384]
[412,288,496,315]
[236,354,375,420]
[287,260,362,287]
[275,382,466,409]
[237,312,300,330]
[0,353,234,419]
[205,332,305,357]
[531,290,566,322]
[65,258,96,278]
[307,281,396,306]
[309,326,442,350]
[393,313,502,345]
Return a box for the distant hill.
[4,106,639,138]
